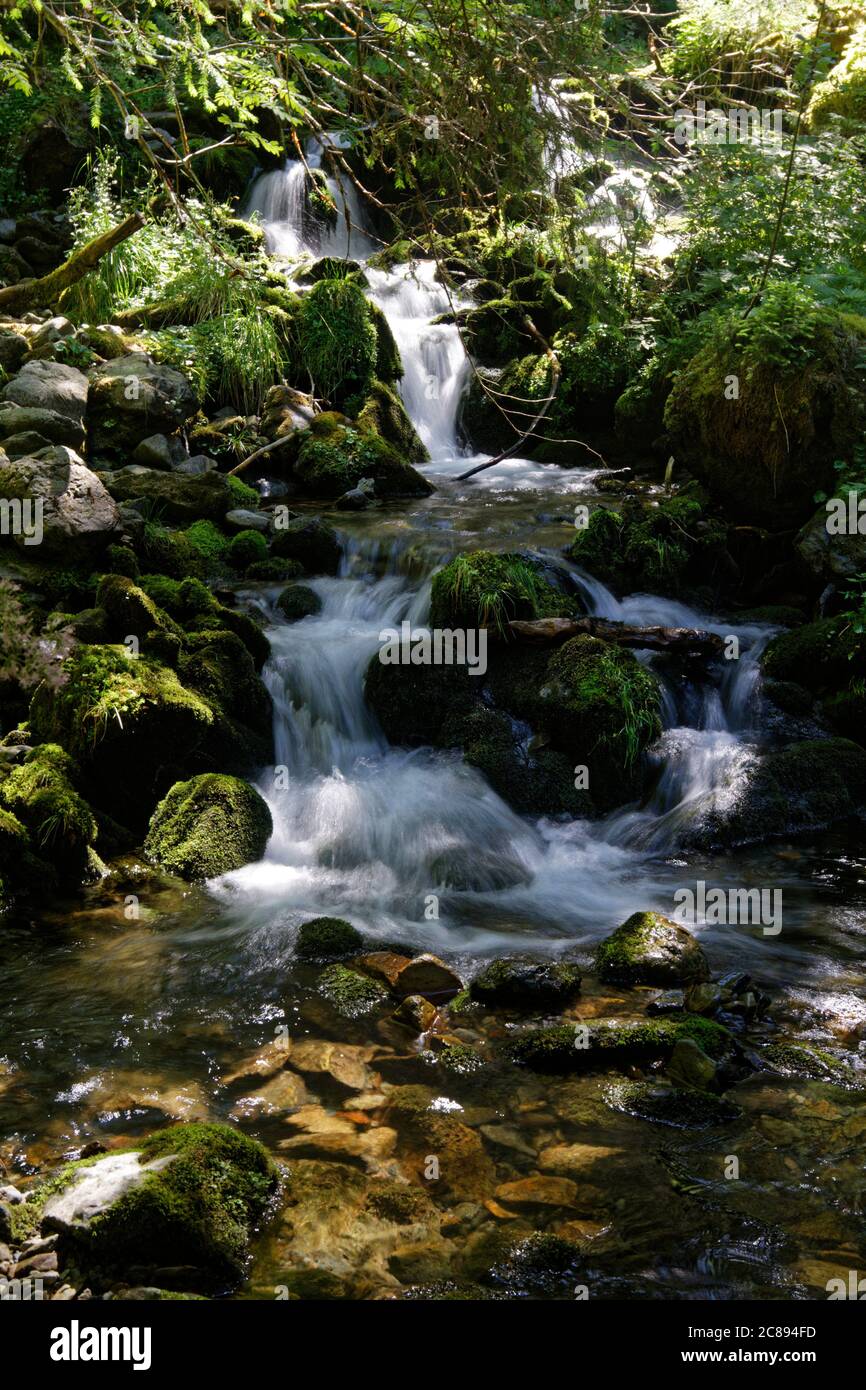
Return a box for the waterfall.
[365,262,469,460]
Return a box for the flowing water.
[2,150,866,1299]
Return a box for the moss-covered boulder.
[429,550,577,634]
[317,963,389,1017]
[296,915,364,960]
[664,297,866,529]
[293,415,432,500]
[356,380,429,462]
[271,515,342,574]
[684,737,866,849]
[42,1122,278,1291]
[490,634,661,811]
[469,957,582,1009]
[276,584,322,622]
[30,645,214,822]
[0,743,99,884]
[364,653,477,746]
[507,1015,731,1073]
[144,774,272,880]
[449,706,594,817]
[103,466,237,524]
[227,529,269,573]
[568,497,729,598]
[96,573,182,645]
[296,277,378,410]
[595,912,710,986]
[762,616,864,693]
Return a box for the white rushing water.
[221,140,774,959]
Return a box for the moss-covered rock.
[429,550,577,634]
[271,515,342,574]
[227,529,269,573]
[103,467,237,525]
[0,742,98,884]
[449,706,594,817]
[762,616,864,692]
[507,1015,731,1073]
[569,497,729,599]
[54,1122,278,1291]
[296,277,378,410]
[469,957,582,1009]
[492,634,661,811]
[364,652,477,746]
[29,645,214,822]
[317,963,388,1017]
[144,773,272,879]
[685,737,866,849]
[807,21,866,128]
[276,584,321,622]
[96,573,182,645]
[664,299,866,528]
[293,415,432,499]
[296,915,364,960]
[595,911,710,986]
[356,379,429,462]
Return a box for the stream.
[2,141,866,1300]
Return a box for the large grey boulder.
[0,401,85,451]
[102,464,235,523]
[88,352,199,452]
[0,446,121,555]
[1,359,88,426]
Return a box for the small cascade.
[244,134,378,261]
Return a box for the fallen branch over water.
[508,617,725,658]
[456,315,561,482]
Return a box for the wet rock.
[87,353,198,452]
[276,583,322,622]
[296,916,364,961]
[595,911,710,986]
[28,315,74,351]
[277,1124,398,1170]
[0,330,28,373]
[479,1124,537,1158]
[393,954,463,1001]
[173,453,217,476]
[288,1039,376,1091]
[42,1123,278,1291]
[666,1038,717,1090]
[229,1069,309,1119]
[355,951,412,987]
[684,982,722,1015]
[647,989,685,1015]
[143,773,273,880]
[0,447,121,556]
[469,957,582,1009]
[382,1085,496,1200]
[318,963,389,1017]
[537,1142,621,1178]
[220,1040,292,1087]
[392,995,438,1033]
[495,1176,579,1210]
[270,515,342,574]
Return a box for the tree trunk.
[0,212,146,317]
[508,617,725,659]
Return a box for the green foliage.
[430,551,575,635]
[665,0,815,94]
[297,278,378,408]
[731,281,830,371]
[227,529,268,572]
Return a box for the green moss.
[507,1016,731,1073]
[83,1122,279,1289]
[271,516,342,574]
[296,915,364,960]
[569,497,728,599]
[317,963,388,1017]
[429,550,576,635]
[364,651,477,746]
[537,635,662,801]
[762,616,864,692]
[606,1079,742,1128]
[293,416,432,500]
[356,379,429,462]
[96,574,182,643]
[144,773,272,880]
[807,22,866,128]
[297,277,378,409]
[227,529,269,572]
[276,584,321,622]
[246,558,304,582]
[184,520,230,565]
[0,743,97,882]
[763,1042,853,1083]
[368,302,403,383]
[594,910,708,986]
[453,706,594,817]
[227,475,260,510]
